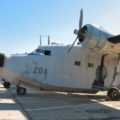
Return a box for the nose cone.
[0,53,5,67]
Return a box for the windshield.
[30,48,44,55]
[29,48,51,56]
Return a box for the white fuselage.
[1,45,120,93]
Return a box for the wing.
[108,35,120,44]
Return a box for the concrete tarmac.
[0,85,120,120]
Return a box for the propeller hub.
[74,29,79,34]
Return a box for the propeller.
[79,9,83,30]
[68,9,84,52]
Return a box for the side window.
[44,50,51,56]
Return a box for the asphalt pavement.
[0,85,120,120]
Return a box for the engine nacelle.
[80,24,113,52]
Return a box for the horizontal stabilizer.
[108,35,120,44]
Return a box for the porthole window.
[74,61,81,66]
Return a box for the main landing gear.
[16,86,26,95]
[3,82,11,88]
[107,87,120,101]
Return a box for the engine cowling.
[80,24,114,53]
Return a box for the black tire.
[17,87,26,95]
[107,88,120,101]
[3,82,11,88]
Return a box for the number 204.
[33,67,47,74]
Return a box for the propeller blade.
[79,9,83,30]
[68,36,78,53]
[68,9,84,53]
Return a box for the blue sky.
[0,0,120,54]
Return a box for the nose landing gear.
[17,86,26,95]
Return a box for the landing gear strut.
[17,87,26,95]
[107,87,120,101]
[3,82,11,88]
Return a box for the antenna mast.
[40,35,42,46]
[48,35,50,45]
[39,35,50,45]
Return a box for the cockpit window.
[36,49,41,53]
[30,48,51,56]
[35,49,44,54]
